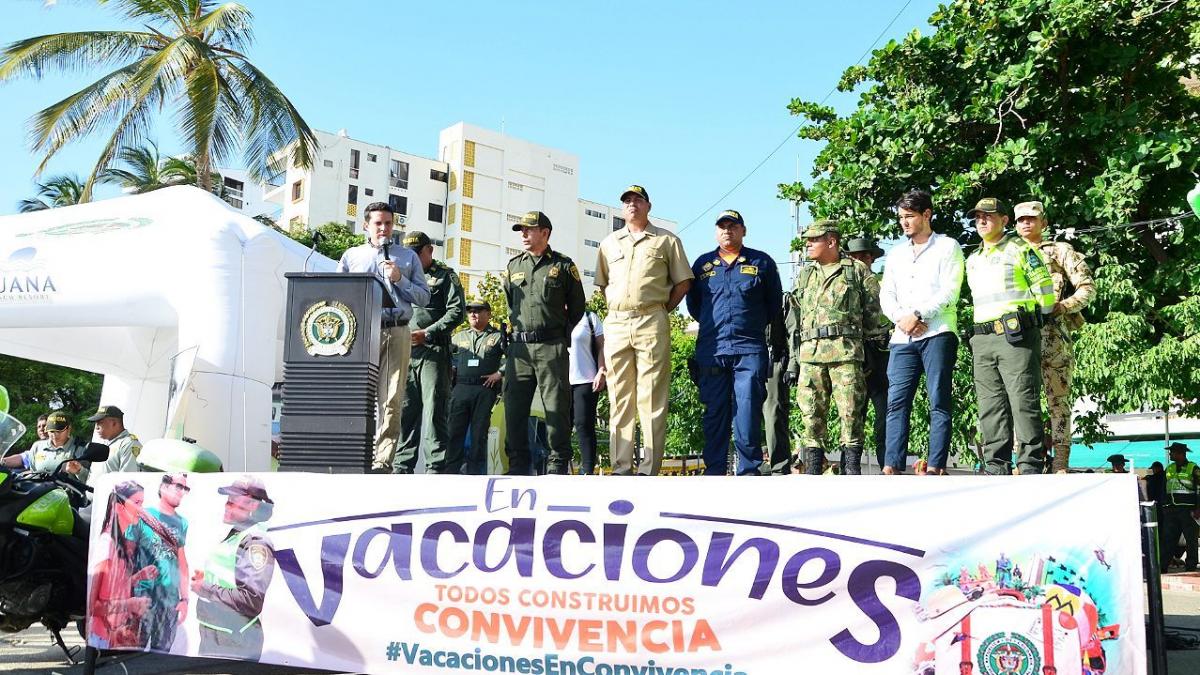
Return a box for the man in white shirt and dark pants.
[879,190,964,474]
[337,201,431,472]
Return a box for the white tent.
[0,186,337,470]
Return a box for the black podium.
[279,273,382,472]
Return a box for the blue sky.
[0,0,940,282]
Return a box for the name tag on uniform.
[740,265,758,276]
[702,270,716,279]
[468,359,480,367]
[510,272,526,283]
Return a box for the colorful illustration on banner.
[911,548,1122,675]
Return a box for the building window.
[449,171,457,191]
[429,203,444,223]
[585,208,605,219]
[463,171,475,198]
[347,184,358,204]
[505,214,521,223]
[448,203,457,225]
[507,181,523,191]
[291,180,303,202]
[505,247,521,257]
[458,272,471,291]
[464,140,476,168]
[346,202,357,217]
[346,220,355,228]
[446,238,455,259]
[350,149,360,179]
[461,204,473,232]
[553,163,574,175]
[288,216,304,233]
[460,238,472,266]
[367,153,377,162]
[584,239,600,248]
[430,169,448,182]
[323,159,333,168]
[584,270,595,278]
[364,188,374,197]
[389,159,409,190]
[388,193,408,216]
[612,216,625,231]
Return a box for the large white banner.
[87,474,1145,674]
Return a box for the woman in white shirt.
[568,312,606,474]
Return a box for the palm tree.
[0,0,317,202]
[18,174,86,212]
[101,142,219,193]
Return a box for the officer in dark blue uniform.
[686,210,783,476]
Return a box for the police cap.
[512,211,553,231]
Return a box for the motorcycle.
[0,411,109,661]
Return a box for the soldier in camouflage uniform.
[762,296,797,475]
[393,231,466,474]
[1015,201,1095,472]
[786,220,883,475]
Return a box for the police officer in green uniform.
[964,198,1056,475]
[192,476,275,661]
[394,231,466,474]
[503,211,586,475]
[2,410,89,480]
[1162,442,1200,571]
[450,300,505,474]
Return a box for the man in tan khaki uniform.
[1015,201,1095,473]
[595,185,693,475]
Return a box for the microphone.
[303,230,326,273]
[382,242,391,261]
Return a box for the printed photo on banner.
[86,473,1146,674]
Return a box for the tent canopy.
[0,186,337,470]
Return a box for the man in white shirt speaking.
[879,190,965,475]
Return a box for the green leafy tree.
[473,272,509,328]
[781,0,1200,453]
[17,173,85,212]
[665,312,705,459]
[285,221,361,261]
[0,0,318,201]
[0,355,102,451]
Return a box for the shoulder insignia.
[548,266,561,278]
[248,543,271,571]
[702,261,712,272]
[737,256,746,263]
[702,270,716,279]
[569,264,580,281]
[510,271,526,283]
[740,265,759,276]
[487,334,500,347]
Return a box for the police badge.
[301,301,357,356]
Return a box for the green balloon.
[0,385,8,414]
[1190,183,1200,219]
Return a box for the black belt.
[799,324,861,342]
[972,312,1041,335]
[456,375,490,385]
[382,317,410,329]
[509,328,564,343]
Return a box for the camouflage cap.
[845,236,884,257]
[715,209,745,226]
[801,219,841,238]
[511,211,553,231]
[620,185,650,203]
[403,230,432,251]
[86,404,124,422]
[1014,201,1046,219]
[967,197,1006,218]
[45,410,70,432]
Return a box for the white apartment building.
[264,129,450,241]
[262,123,677,296]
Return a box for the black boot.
[804,447,824,475]
[841,445,863,475]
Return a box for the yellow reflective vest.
[966,234,1056,323]
[1166,461,1199,507]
